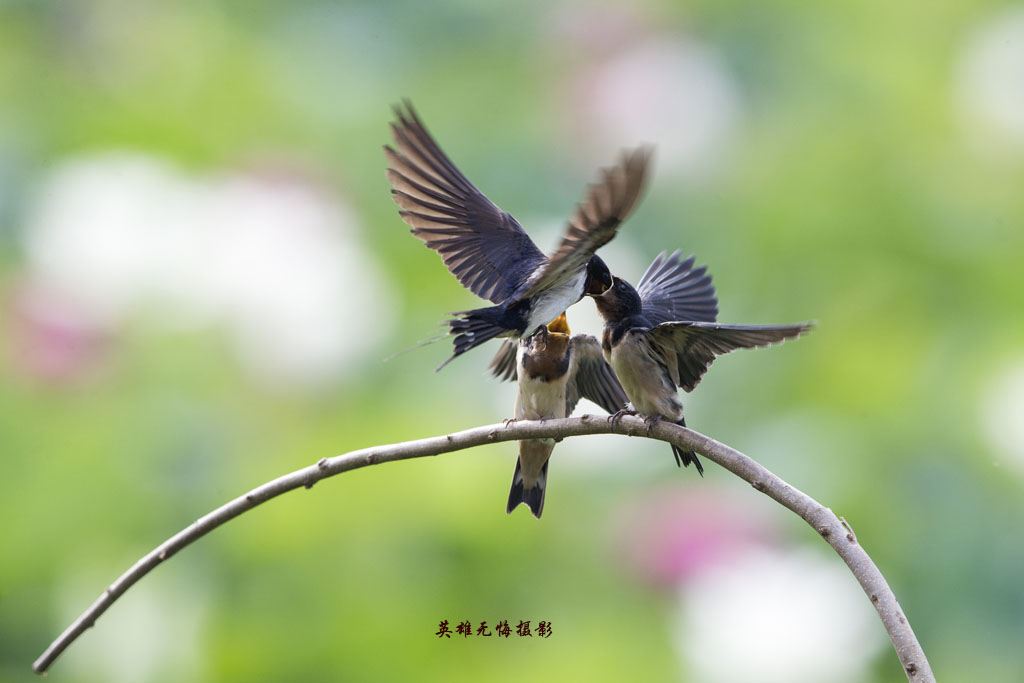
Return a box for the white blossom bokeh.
[20,152,395,390]
[56,566,207,683]
[612,488,885,681]
[954,6,1024,155]
[979,356,1024,477]
[676,547,885,683]
[572,36,743,182]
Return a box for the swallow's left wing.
[648,321,813,392]
[566,335,628,414]
[637,251,718,325]
[488,339,519,382]
[522,147,652,298]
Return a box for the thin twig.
[33,416,934,681]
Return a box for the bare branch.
[33,416,934,681]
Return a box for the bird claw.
[643,414,663,436]
[608,408,637,428]
[503,418,518,428]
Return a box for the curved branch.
[33,416,933,681]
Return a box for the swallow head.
[584,255,613,296]
[525,320,570,359]
[527,325,549,353]
[593,275,643,321]
[522,329,571,380]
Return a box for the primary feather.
[385,101,546,304]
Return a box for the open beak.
[585,272,613,297]
[546,312,570,335]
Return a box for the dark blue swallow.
[384,101,651,369]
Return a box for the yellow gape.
[546,312,570,335]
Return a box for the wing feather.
[522,147,653,297]
[385,101,547,303]
[488,339,519,382]
[648,321,813,392]
[566,335,629,414]
[637,250,718,325]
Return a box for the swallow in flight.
[594,255,812,474]
[492,312,627,518]
[384,101,651,369]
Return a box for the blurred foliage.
[2,1,1023,681]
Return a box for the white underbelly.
[515,374,568,421]
[524,270,586,333]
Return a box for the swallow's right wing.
[566,335,629,414]
[385,102,547,304]
[637,251,719,325]
[522,147,652,298]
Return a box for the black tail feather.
[671,417,703,476]
[437,306,510,371]
[506,459,548,518]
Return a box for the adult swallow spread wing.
[498,313,628,518]
[384,101,651,369]
[593,256,811,474]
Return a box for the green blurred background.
[2,1,1023,681]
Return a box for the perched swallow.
[594,258,812,474]
[384,101,651,369]
[495,312,627,518]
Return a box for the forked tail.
[506,459,549,519]
[671,417,704,475]
[437,307,510,370]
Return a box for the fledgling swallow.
[593,257,812,474]
[383,101,651,369]
[494,312,627,518]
